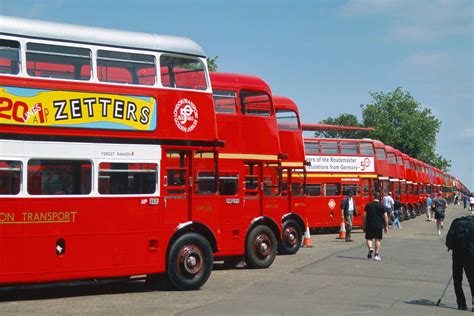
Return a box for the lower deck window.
[342,184,360,196]
[0,160,22,195]
[27,159,91,195]
[306,184,321,196]
[324,183,341,196]
[99,162,157,194]
[219,173,238,196]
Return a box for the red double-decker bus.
[210,73,306,256]
[0,16,238,290]
[302,137,379,229]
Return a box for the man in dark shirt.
[363,192,388,261]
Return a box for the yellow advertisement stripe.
[0,86,156,131]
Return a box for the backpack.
[445,216,474,254]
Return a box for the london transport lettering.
[173,98,198,132]
[0,211,78,224]
[306,156,375,172]
[0,86,156,131]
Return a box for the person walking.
[430,193,436,221]
[382,191,395,225]
[341,190,357,242]
[426,195,433,222]
[470,196,474,214]
[363,192,388,261]
[445,215,474,311]
[463,194,468,210]
[392,196,402,229]
[433,192,447,236]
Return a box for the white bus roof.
[0,15,206,57]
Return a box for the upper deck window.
[387,153,397,164]
[376,148,387,160]
[396,156,403,166]
[160,55,207,90]
[241,90,272,117]
[404,160,410,169]
[26,43,91,80]
[360,142,375,155]
[320,142,339,154]
[0,39,20,75]
[304,142,320,154]
[276,110,299,130]
[98,50,156,85]
[213,89,237,114]
[340,142,358,155]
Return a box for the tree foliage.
[207,56,218,72]
[313,113,369,139]
[315,87,451,171]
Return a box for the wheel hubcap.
[255,234,271,258]
[177,245,203,275]
[284,227,298,247]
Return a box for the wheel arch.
[282,213,305,235]
[167,221,218,259]
[246,216,281,246]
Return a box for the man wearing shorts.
[434,191,447,236]
[363,192,388,261]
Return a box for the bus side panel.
[0,197,169,284]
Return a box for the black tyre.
[245,225,277,269]
[279,219,302,255]
[167,233,213,291]
[410,206,416,219]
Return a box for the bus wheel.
[410,206,416,219]
[279,220,302,255]
[167,233,213,291]
[245,225,277,269]
[402,206,410,221]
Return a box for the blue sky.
[1,0,473,190]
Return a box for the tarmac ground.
[0,204,473,315]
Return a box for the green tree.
[207,56,218,72]
[361,87,450,170]
[313,113,369,139]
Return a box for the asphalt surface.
[1,204,473,315]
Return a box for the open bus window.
[291,169,305,196]
[26,43,91,80]
[320,142,339,154]
[241,90,271,117]
[304,142,320,154]
[219,173,238,196]
[324,183,341,196]
[244,163,260,196]
[0,39,20,75]
[213,89,237,114]
[195,171,217,194]
[342,184,360,196]
[97,50,156,85]
[160,55,207,90]
[306,184,321,196]
[340,142,358,155]
[27,160,91,195]
[99,162,157,195]
[0,160,22,195]
[276,110,299,131]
